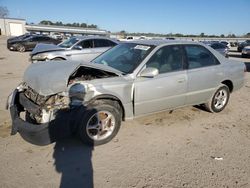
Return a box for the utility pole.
[3,16,7,36]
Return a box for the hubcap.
[86,111,115,141]
[18,45,25,52]
[214,89,227,109]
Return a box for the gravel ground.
[0,36,250,188]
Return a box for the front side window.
[185,45,219,69]
[146,45,184,74]
[94,43,154,74]
[58,37,79,48]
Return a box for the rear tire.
[204,84,230,113]
[78,100,122,146]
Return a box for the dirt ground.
[0,36,250,188]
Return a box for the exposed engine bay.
[68,66,118,83]
[23,66,118,124]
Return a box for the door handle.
[177,78,186,83]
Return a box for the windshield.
[58,37,79,48]
[93,43,154,74]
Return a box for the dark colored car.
[7,35,61,52]
[202,41,229,57]
[7,33,34,43]
[237,40,250,52]
[210,42,229,57]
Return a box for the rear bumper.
[8,90,83,145]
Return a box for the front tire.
[204,84,230,113]
[78,100,122,146]
[16,44,26,52]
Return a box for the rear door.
[185,45,224,105]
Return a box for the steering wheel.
[116,55,129,63]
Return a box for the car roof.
[127,39,201,46]
[72,36,119,43]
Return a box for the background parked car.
[7,35,61,52]
[237,40,250,52]
[7,33,34,44]
[30,36,119,63]
[202,41,229,57]
[242,46,250,58]
[220,41,230,48]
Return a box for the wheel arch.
[221,80,233,93]
[51,56,66,60]
[87,94,125,121]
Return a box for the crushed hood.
[23,61,122,96]
[30,43,65,56]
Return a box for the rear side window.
[94,39,116,47]
[35,36,47,41]
[185,45,220,69]
[78,40,94,48]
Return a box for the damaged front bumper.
[7,89,84,146]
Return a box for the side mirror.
[73,45,83,50]
[139,67,159,78]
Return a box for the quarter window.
[146,45,184,74]
[185,45,219,69]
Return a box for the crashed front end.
[7,61,121,145]
[7,83,84,145]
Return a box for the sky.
[1,0,250,35]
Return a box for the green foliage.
[0,6,9,18]
[39,20,98,29]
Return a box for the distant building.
[0,18,109,37]
[25,24,108,36]
[0,18,26,36]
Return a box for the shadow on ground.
[53,138,94,188]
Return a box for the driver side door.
[66,39,95,62]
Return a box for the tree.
[245,33,250,37]
[40,20,53,25]
[88,24,97,28]
[227,33,236,38]
[220,34,225,38]
[0,6,9,18]
[80,23,87,28]
[200,32,205,37]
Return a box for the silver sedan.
[8,40,245,146]
[30,36,119,63]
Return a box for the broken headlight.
[32,53,48,62]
